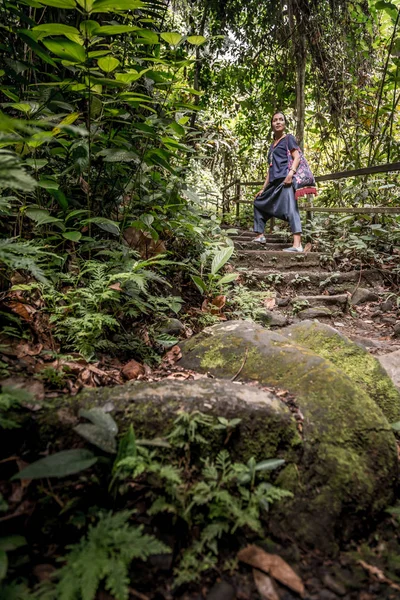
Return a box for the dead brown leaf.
[238,545,305,597]
[109,282,123,292]
[163,345,182,365]
[15,343,43,358]
[7,301,36,322]
[358,560,400,592]
[201,298,209,312]
[124,227,166,259]
[166,372,191,380]
[264,297,276,310]
[211,295,226,310]
[122,359,145,381]
[303,242,312,253]
[253,569,280,600]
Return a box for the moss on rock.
[179,320,399,551]
[282,320,400,423]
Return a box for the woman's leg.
[293,232,302,248]
[284,191,303,251]
[254,203,268,240]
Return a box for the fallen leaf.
[238,545,304,597]
[7,301,36,322]
[201,299,209,312]
[264,297,276,310]
[253,569,280,600]
[122,360,145,381]
[211,295,226,310]
[166,372,190,380]
[16,343,43,358]
[303,242,312,253]
[358,560,400,591]
[109,282,122,292]
[163,345,182,365]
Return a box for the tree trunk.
[287,0,307,150]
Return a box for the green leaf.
[0,549,8,581]
[94,25,138,35]
[160,32,183,46]
[79,408,118,435]
[0,536,27,552]
[25,208,62,226]
[9,103,32,113]
[11,449,97,480]
[37,178,59,190]
[17,30,58,67]
[79,19,99,36]
[186,35,206,46]
[218,273,238,285]
[391,421,400,431]
[92,0,145,12]
[84,217,120,235]
[191,275,207,294]
[42,38,86,62]
[77,0,94,9]
[255,458,285,471]
[97,56,120,72]
[74,424,117,453]
[62,230,82,241]
[33,23,81,37]
[37,0,76,6]
[135,29,159,44]
[211,247,234,275]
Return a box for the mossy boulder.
[37,379,300,465]
[179,320,398,551]
[282,320,400,423]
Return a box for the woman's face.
[271,113,286,134]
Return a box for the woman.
[253,112,303,252]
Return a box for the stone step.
[232,233,288,242]
[234,250,322,270]
[235,268,383,292]
[234,241,289,250]
[295,293,349,309]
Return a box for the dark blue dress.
[254,134,302,234]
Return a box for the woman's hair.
[270,112,287,127]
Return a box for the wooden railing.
[221,161,400,219]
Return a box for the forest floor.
[1,227,400,600]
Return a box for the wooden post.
[305,194,314,224]
[235,179,241,222]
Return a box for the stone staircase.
[230,228,400,353]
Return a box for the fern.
[0,239,51,283]
[53,511,169,600]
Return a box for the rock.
[297,307,332,319]
[378,350,400,391]
[255,309,288,327]
[322,574,346,596]
[393,322,400,338]
[206,581,236,600]
[277,297,291,307]
[179,320,398,550]
[0,377,45,402]
[40,378,299,466]
[350,288,379,305]
[157,318,186,336]
[348,335,382,350]
[282,320,400,423]
[380,300,395,313]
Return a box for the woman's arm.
[283,149,300,186]
[256,170,270,197]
